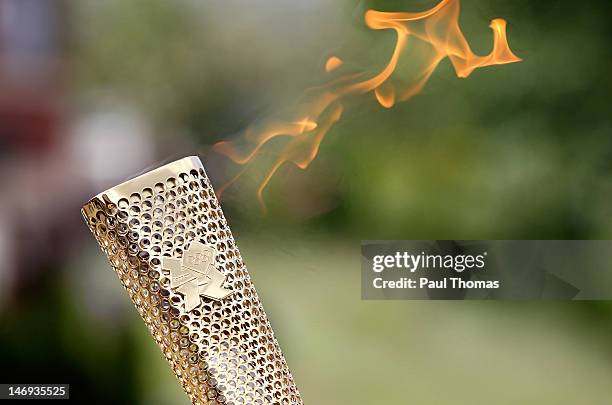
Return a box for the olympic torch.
[81,156,302,404]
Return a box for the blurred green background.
[1,0,612,403]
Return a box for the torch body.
[82,156,302,405]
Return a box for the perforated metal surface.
[82,157,302,405]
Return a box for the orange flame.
[213,0,521,208]
[325,56,344,72]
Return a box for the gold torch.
[81,156,302,405]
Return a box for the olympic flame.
[213,0,521,208]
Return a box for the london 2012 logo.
[162,241,233,312]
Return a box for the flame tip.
[325,56,344,72]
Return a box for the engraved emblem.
[162,241,232,312]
